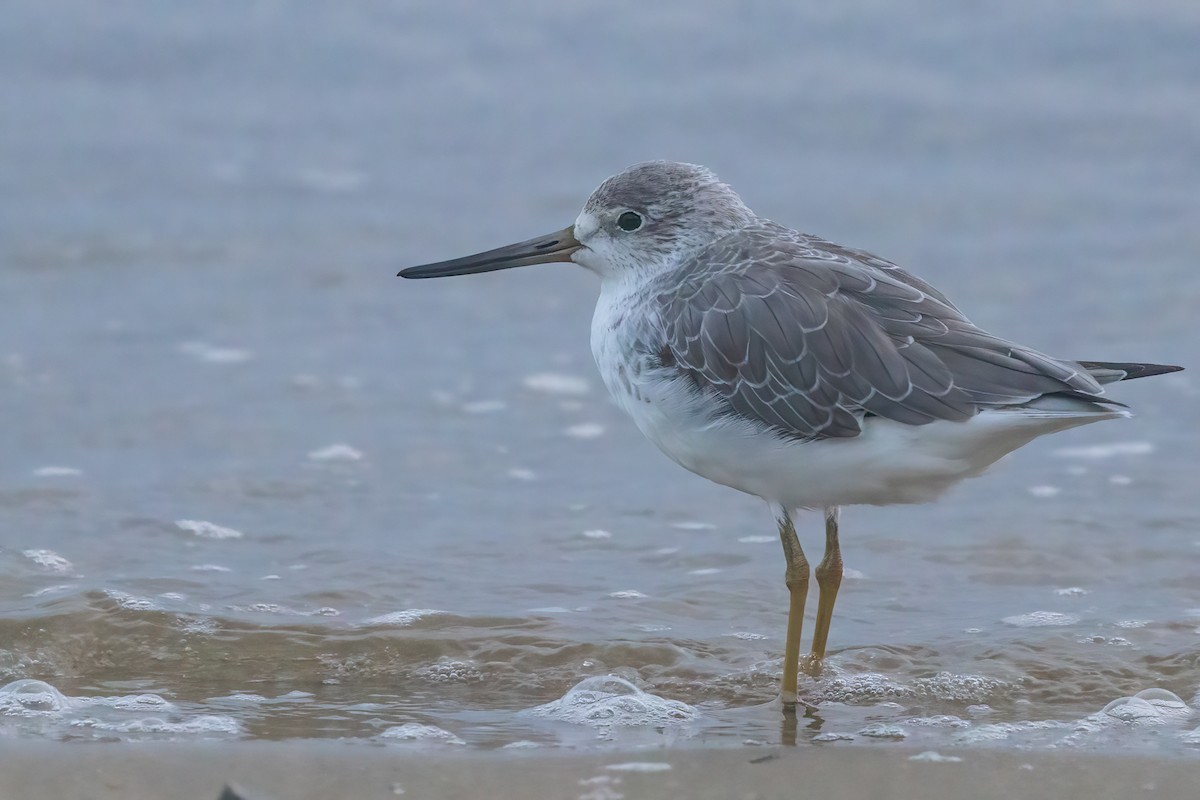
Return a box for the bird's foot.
[801,653,828,678]
[780,693,819,715]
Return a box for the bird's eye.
[616,211,643,232]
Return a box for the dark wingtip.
[1078,361,1184,381]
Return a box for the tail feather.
[1077,361,1184,384]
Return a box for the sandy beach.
[2,743,1195,800]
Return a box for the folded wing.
[660,226,1106,440]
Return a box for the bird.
[398,161,1182,707]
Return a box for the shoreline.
[2,741,1196,800]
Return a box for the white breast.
[590,282,1119,511]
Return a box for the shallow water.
[2,0,1199,753]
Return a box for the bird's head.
[398,161,755,282]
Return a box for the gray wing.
[660,226,1104,440]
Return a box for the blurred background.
[1,0,1197,747]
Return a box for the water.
[2,0,1199,752]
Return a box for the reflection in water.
[779,701,824,747]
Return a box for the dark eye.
[616,211,643,232]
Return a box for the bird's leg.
[809,506,843,674]
[777,507,809,706]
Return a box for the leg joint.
[814,557,842,584]
[785,573,809,593]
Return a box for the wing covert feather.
[658,225,1103,440]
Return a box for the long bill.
[398,226,581,279]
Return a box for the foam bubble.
[104,590,161,611]
[380,723,465,745]
[180,618,219,634]
[1001,611,1080,627]
[909,751,963,763]
[1027,485,1061,498]
[176,519,244,540]
[523,373,590,395]
[578,775,619,800]
[234,603,290,614]
[1047,689,1198,748]
[0,679,70,714]
[565,423,605,439]
[816,670,1012,705]
[523,676,696,728]
[582,529,612,539]
[606,762,671,772]
[737,535,775,544]
[1101,697,1164,722]
[816,672,908,703]
[74,714,242,736]
[507,468,537,481]
[1053,441,1154,460]
[22,549,73,573]
[362,609,446,627]
[32,466,82,477]
[905,715,969,729]
[1134,688,1189,707]
[858,723,907,739]
[179,341,252,364]
[216,693,269,704]
[1081,635,1132,647]
[307,444,363,462]
[1,681,239,739]
[412,659,484,683]
[956,720,1068,744]
[608,590,647,599]
[812,732,855,742]
[78,693,174,712]
[1101,689,1190,724]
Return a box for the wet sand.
[2,742,1194,800]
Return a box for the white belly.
[590,289,1118,510]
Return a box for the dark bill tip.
[398,225,580,279]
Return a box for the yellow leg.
[777,508,809,706]
[809,506,843,672]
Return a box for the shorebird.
[399,161,1181,706]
